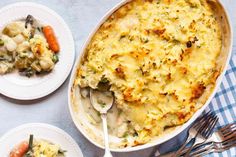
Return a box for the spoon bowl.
[90,89,114,114]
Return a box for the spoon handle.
[101,114,113,157]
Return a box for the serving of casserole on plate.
[0,123,83,157]
[69,0,232,151]
[0,2,75,100]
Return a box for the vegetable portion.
[9,141,29,157]
[43,26,60,53]
[0,15,60,77]
[24,134,34,157]
[9,135,66,157]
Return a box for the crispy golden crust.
[76,0,222,145]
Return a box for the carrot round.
[9,141,29,157]
[43,25,60,53]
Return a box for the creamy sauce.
[90,89,114,113]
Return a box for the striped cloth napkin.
[156,53,236,157]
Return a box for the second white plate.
[0,2,75,100]
[0,123,83,157]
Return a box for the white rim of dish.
[68,0,233,152]
[0,2,75,100]
[0,123,83,157]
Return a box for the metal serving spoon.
[90,88,114,157]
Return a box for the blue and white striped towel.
[157,53,236,157]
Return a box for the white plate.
[0,123,83,157]
[0,2,75,100]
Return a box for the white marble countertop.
[0,0,234,157]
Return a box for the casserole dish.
[68,0,232,152]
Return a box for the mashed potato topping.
[33,140,64,157]
[76,0,222,146]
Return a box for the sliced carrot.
[9,141,29,157]
[43,25,60,53]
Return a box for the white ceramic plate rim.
[0,2,75,100]
[68,0,233,152]
[0,123,83,157]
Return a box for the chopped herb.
[52,54,59,63]
[101,103,106,108]
[118,110,122,116]
[140,37,149,43]
[119,35,126,40]
[173,39,180,44]
[37,27,42,32]
[174,17,179,20]
[100,76,109,83]
[19,51,29,58]
[193,36,198,43]
[26,71,34,77]
[20,68,34,77]
[128,35,134,41]
[123,132,129,138]
[58,149,67,155]
[0,39,4,46]
[144,39,149,43]
[97,99,106,108]
[133,132,138,137]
